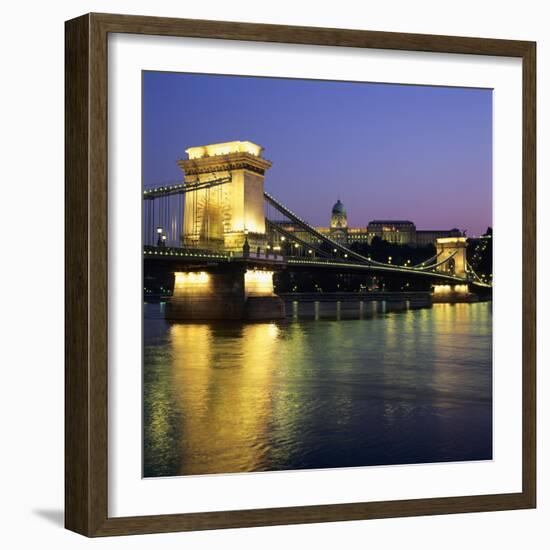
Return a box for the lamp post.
[156,226,163,247]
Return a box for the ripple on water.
[143,302,493,476]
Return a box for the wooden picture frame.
[65,12,536,537]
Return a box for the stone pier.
[432,284,479,303]
[165,267,285,321]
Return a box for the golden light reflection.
[428,303,490,413]
[144,302,492,476]
[168,322,281,475]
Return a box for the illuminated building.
[367,220,416,245]
[274,199,462,246]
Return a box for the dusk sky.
[143,72,492,237]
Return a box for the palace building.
[276,199,461,247]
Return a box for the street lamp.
[156,226,163,247]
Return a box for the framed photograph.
[65,13,536,536]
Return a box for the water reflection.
[144,302,492,476]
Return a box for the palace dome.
[332,200,346,215]
[330,199,348,229]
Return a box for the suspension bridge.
[143,141,491,320]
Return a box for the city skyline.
[143,72,492,236]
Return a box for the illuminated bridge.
[143,141,491,320]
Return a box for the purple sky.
[143,72,492,236]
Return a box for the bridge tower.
[434,236,468,278]
[178,141,272,252]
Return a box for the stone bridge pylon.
[434,236,468,278]
[178,141,272,252]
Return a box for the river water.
[143,301,492,477]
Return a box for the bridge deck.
[143,246,482,286]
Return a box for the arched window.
[447,257,456,276]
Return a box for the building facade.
[366,220,416,245]
[274,199,462,247]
